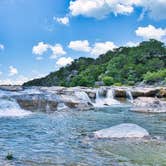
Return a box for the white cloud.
[56,57,74,67]
[135,25,166,40]
[54,16,69,25]
[91,41,117,56]
[0,44,4,50]
[36,56,43,61]
[69,0,166,20]
[9,66,18,76]
[68,40,91,52]
[32,42,49,55]
[32,42,66,60]
[125,41,139,47]
[0,75,29,85]
[69,0,140,19]
[68,40,117,57]
[50,44,66,59]
[139,0,166,20]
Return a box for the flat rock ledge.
[94,123,149,139]
[132,97,166,113]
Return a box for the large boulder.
[15,90,94,112]
[131,87,159,98]
[60,94,93,111]
[15,94,59,112]
[94,123,149,139]
[132,97,166,113]
[114,88,127,98]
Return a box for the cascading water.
[57,103,69,111]
[94,89,105,107]
[0,90,32,117]
[126,90,134,103]
[107,88,115,99]
[105,89,120,105]
[75,91,92,104]
[94,88,120,107]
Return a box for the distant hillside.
[23,39,166,87]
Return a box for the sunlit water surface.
[0,104,166,166]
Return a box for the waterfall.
[0,90,32,117]
[107,89,115,99]
[75,91,92,104]
[94,89,105,107]
[0,98,32,117]
[94,88,120,107]
[105,89,120,105]
[126,90,134,103]
[57,103,68,111]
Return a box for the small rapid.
[75,91,93,104]
[0,90,32,117]
[0,99,32,117]
[126,90,134,103]
[94,88,120,107]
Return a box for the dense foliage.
[24,40,166,87]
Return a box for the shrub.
[102,76,114,86]
[143,68,166,84]
[114,83,122,86]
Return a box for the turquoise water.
[0,105,166,166]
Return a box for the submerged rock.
[132,97,166,113]
[94,123,149,139]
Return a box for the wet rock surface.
[94,123,149,139]
[15,94,59,112]
[132,97,166,113]
[1,85,166,112]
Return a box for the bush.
[24,39,166,87]
[143,68,166,84]
[102,76,114,86]
[114,83,122,86]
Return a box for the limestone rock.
[132,97,166,113]
[94,123,149,139]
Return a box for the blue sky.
[0,0,166,85]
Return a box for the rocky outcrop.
[114,87,163,98]
[157,88,166,98]
[94,123,149,139]
[114,88,127,98]
[60,94,93,111]
[15,94,59,112]
[14,90,93,112]
[132,97,166,113]
[1,85,166,113]
[131,87,160,98]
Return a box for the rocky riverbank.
[0,85,166,113]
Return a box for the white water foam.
[0,99,32,117]
[75,91,92,104]
[94,89,120,107]
[22,88,42,95]
[57,103,69,111]
[126,90,134,103]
